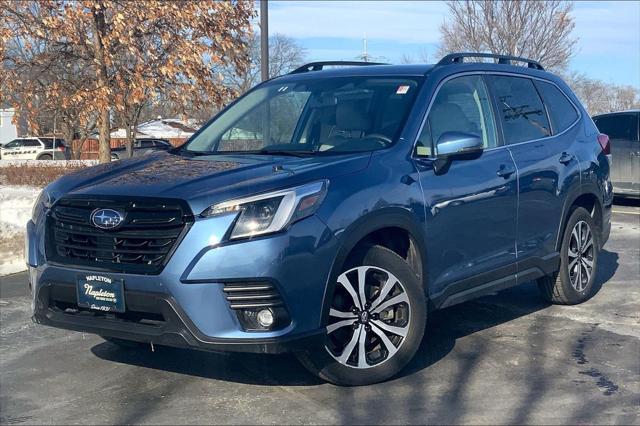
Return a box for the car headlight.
[201,180,328,240]
[31,189,53,224]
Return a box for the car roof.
[270,62,557,86]
[271,64,434,83]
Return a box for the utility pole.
[363,33,369,62]
[260,0,269,82]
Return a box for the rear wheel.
[297,245,426,386]
[38,154,52,160]
[538,207,599,304]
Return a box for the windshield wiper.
[258,149,316,157]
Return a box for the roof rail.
[437,52,545,71]
[290,61,389,74]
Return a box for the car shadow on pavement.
[613,196,640,207]
[91,250,619,388]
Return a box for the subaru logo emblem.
[91,208,124,230]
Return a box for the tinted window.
[40,138,66,148]
[23,140,41,147]
[594,114,637,141]
[536,81,578,133]
[417,75,497,156]
[492,76,551,144]
[139,140,154,148]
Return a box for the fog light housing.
[236,307,290,331]
[222,281,291,331]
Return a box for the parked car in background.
[110,138,173,160]
[593,110,639,197]
[0,137,70,160]
[28,53,613,386]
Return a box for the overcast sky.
[265,0,640,88]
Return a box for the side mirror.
[433,132,484,175]
[436,132,484,158]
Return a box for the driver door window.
[416,75,497,156]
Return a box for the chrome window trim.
[411,70,583,159]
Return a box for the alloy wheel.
[325,266,411,369]
[568,220,594,292]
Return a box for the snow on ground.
[0,185,41,275]
[0,159,97,167]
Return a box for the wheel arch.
[36,152,52,160]
[319,207,428,326]
[556,190,603,252]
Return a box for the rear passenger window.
[491,76,551,144]
[594,114,637,141]
[417,75,497,156]
[536,81,579,133]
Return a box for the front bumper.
[32,283,324,354]
[27,211,337,353]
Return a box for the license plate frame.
[76,274,125,313]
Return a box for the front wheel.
[297,245,426,386]
[538,207,600,304]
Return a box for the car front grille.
[46,196,193,274]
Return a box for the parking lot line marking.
[612,210,640,215]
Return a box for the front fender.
[319,207,428,325]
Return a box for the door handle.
[559,152,573,164]
[496,164,516,179]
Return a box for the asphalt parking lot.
[1,201,638,425]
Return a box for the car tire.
[296,245,426,386]
[38,154,52,160]
[537,207,600,305]
[101,336,147,349]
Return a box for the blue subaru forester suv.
[27,53,613,385]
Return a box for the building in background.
[110,118,198,141]
[0,108,18,145]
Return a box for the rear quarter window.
[491,75,551,145]
[593,114,637,140]
[535,81,579,134]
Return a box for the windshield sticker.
[278,86,289,92]
[396,85,410,95]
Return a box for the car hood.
[48,151,371,215]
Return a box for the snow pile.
[0,185,41,275]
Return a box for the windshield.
[183,76,422,154]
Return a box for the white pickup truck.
[0,137,71,160]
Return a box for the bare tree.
[400,48,430,64]
[439,0,577,71]
[227,33,307,94]
[563,72,640,115]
